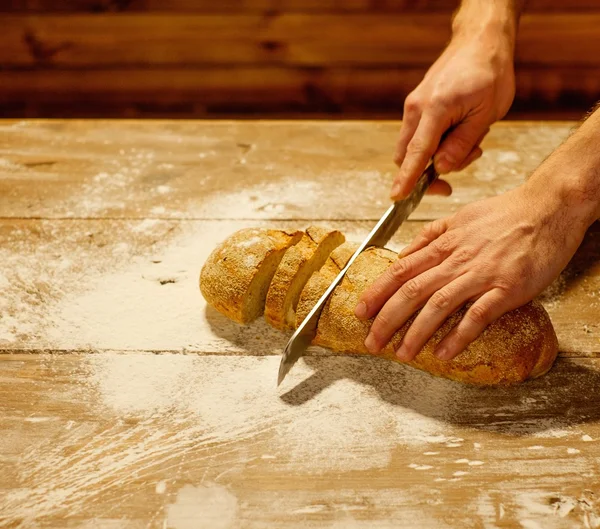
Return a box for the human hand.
[355,179,594,362]
[392,33,515,199]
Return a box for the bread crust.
[313,248,559,385]
[200,228,302,324]
[296,241,359,325]
[265,226,345,330]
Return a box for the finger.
[434,121,490,174]
[391,111,450,200]
[426,179,452,196]
[454,146,483,172]
[394,103,421,168]
[434,288,509,361]
[395,272,483,362]
[398,218,449,259]
[355,234,450,321]
[364,259,463,354]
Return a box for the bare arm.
[391,0,525,199]
[359,103,600,361]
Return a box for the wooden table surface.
[1,120,599,529]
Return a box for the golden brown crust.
[296,241,359,325]
[199,228,302,324]
[313,248,559,386]
[265,226,345,330]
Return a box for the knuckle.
[372,312,391,337]
[423,218,445,239]
[404,93,422,114]
[430,289,452,312]
[421,221,436,239]
[451,247,475,266]
[428,92,450,110]
[468,303,490,326]
[406,139,428,157]
[402,278,422,301]
[432,234,455,257]
[389,258,411,282]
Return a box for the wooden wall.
[1,1,599,119]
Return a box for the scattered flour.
[165,484,238,529]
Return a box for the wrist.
[524,155,600,232]
[452,1,518,55]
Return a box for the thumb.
[434,120,490,174]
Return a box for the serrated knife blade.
[277,163,438,386]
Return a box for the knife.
[277,163,438,386]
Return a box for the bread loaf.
[200,228,559,385]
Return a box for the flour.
[538,274,568,310]
[84,353,451,473]
[194,171,390,220]
[165,484,238,529]
[0,157,24,171]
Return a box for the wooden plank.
[1,67,598,115]
[0,218,420,354]
[0,217,598,355]
[1,352,600,527]
[3,0,599,13]
[0,120,574,221]
[1,14,600,68]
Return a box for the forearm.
[452,0,524,53]
[526,104,600,227]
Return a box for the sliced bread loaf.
[200,227,302,324]
[264,226,345,330]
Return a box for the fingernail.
[355,301,368,320]
[435,346,452,361]
[396,345,411,362]
[390,182,403,199]
[435,154,454,175]
[398,246,409,258]
[364,333,379,354]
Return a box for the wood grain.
[1,14,600,68]
[1,353,600,527]
[2,67,598,117]
[0,216,598,356]
[4,0,600,13]
[0,120,573,220]
[2,119,600,527]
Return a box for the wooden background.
[1,1,600,119]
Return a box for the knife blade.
[277,163,438,386]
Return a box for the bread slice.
[295,241,360,326]
[264,226,345,330]
[200,228,302,324]
[313,247,559,385]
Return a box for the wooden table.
[1,120,599,528]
